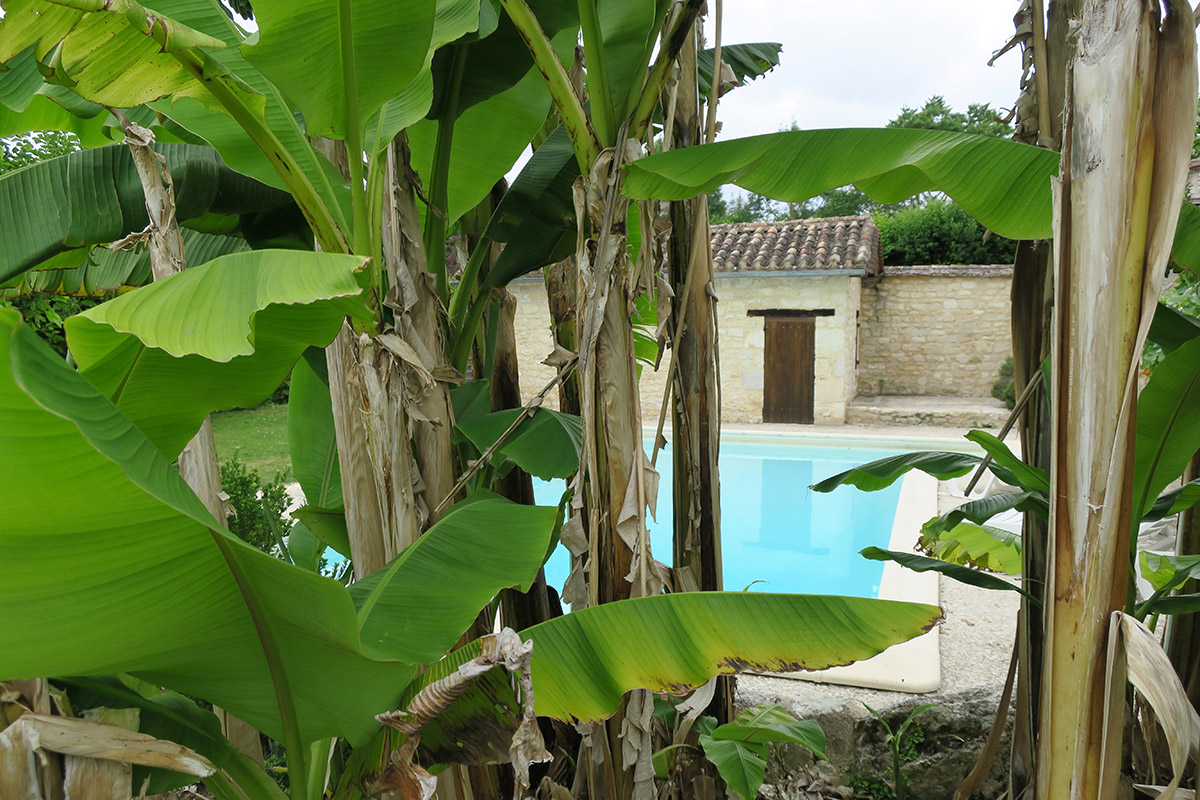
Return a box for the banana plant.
[1,293,942,800]
[814,320,1200,607]
[0,2,946,799]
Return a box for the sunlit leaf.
[66,250,367,457]
[0,307,412,746]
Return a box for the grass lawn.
[211,404,291,479]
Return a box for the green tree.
[707,186,785,223]
[886,94,1012,138]
[0,131,80,173]
[874,198,1018,265]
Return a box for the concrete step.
[846,395,1010,429]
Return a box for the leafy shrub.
[1143,271,1200,371]
[874,199,1017,266]
[219,455,292,551]
[1,294,100,357]
[264,373,291,406]
[992,357,1016,409]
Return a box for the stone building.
[508,216,1012,425]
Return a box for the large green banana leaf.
[408,28,575,228]
[811,451,981,493]
[0,48,114,145]
[1133,337,1200,518]
[136,0,353,232]
[6,230,249,296]
[360,0,520,156]
[0,306,408,744]
[1149,301,1200,354]
[0,142,293,284]
[288,348,343,510]
[428,0,578,117]
[350,499,557,663]
[623,128,1200,267]
[697,42,782,97]
[399,593,942,765]
[1174,202,1200,272]
[457,406,584,480]
[480,124,578,289]
[0,0,354,243]
[242,0,435,139]
[2,306,561,747]
[0,0,251,111]
[65,250,369,457]
[595,0,664,121]
[623,128,1060,240]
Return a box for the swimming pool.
[534,435,905,600]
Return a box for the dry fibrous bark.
[999,3,1079,793]
[1036,2,1196,797]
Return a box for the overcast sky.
[702,1,1027,139]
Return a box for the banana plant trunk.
[573,150,663,609]
[666,19,729,726]
[1007,2,1079,790]
[545,256,582,415]
[568,149,668,800]
[323,135,461,579]
[1036,2,1195,797]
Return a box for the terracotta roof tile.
[709,215,881,275]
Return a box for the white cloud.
[704,1,1026,140]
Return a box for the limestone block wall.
[509,273,861,425]
[508,279,563,410]
[857,268,1012,397]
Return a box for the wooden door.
[763,316,815,423]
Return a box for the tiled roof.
[709,216,881,275]
[882,264,1013,277]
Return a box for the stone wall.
[857,266,1012,397]
[509,273,861,424]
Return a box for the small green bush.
[992,357,1016,410]
[874,199,1018,266]
[2,294,100,357]
[219,455,292,551]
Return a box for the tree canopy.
[0,130,80,173]
[887,95,1012,138]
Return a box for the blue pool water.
[534,439,904,600]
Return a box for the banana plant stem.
[630,0,703,142]
[451,292,490,373]
[577,0,615,146]
[425,45,468,306]
[448,241,488,332]
[498,0,601,173]
[171,50,350,255]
